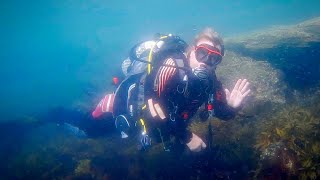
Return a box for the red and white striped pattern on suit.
[92,93,115,118]
[156,58,177,97]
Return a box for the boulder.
[216,50,286,116]
[225,17,320,89]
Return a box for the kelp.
[254,104,320,179]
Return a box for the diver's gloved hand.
[187,133,207,152]
[225,79,251,109]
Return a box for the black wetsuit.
[47,56,235,142]
[142,56,236,145]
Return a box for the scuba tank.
[126,33,189,76]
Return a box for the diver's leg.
[79,112,115,138]
[45,107,115,138]
[112,73,143,138]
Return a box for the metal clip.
[208,93,214,104]
[208,109,214,118]
[177,84,185,94]
[169,105,178,121]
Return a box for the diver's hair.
[188,27,224,56]
[194,27,223,46]
[186,28,224,56]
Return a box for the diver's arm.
[213,80,238,120]
[174,119,207,152]
[174,120,193,144]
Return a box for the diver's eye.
[195,48,209,62]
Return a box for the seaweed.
[254,104,320,179]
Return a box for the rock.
[74,159,91,175]
[225,17,320,49]
[256,142,298,178]
[225,17,320,89]
[216,51,286,116]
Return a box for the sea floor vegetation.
[1,89,318,179]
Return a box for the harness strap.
[208,93,215,117]
[157,128,171,152]
[137,73,147,111]
[175,58,186,80]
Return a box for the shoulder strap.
[175,57,187,81]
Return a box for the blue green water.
[1,0,320,120]
[1,1,320,179]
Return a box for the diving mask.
[195,44,223,67]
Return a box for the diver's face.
[189,39,222,69]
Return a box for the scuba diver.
[91,28,251,152]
